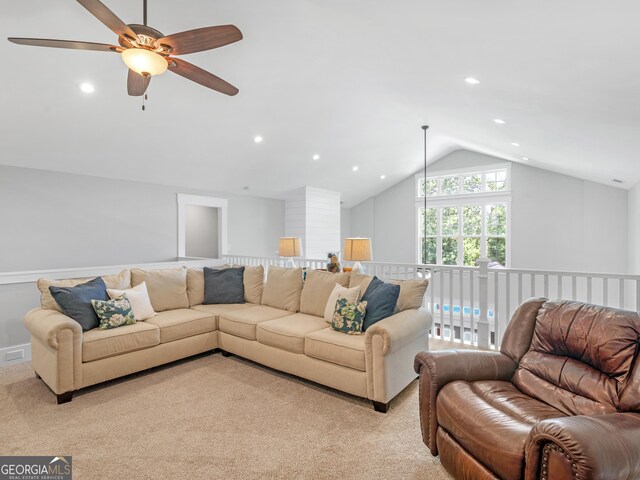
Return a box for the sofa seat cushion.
[257,314,327,354]
[190,303,255,317]
[82,322,159,362]
[304,328,365,371]
[437,380,566,480]
[219,305,294,341]
[145,309,216,344]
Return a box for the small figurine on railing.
[327,253,341,273]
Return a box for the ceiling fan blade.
[8,37,120,52]
[127,70,150,96]
[158,25,242,55]
[76,0,137,40]
[167,57,239,96]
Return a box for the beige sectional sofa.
[24,265,432,412]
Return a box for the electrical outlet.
[6,349,24,361]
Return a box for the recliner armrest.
[413,350,517,455]
[23,307,82,350]
[525,413,640,480]
[364,308,432,355]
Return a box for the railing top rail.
[223,255,640,280]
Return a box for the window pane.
[441,207,459,235]
[420,237,437,264]
[442,237,458,265]
[486,204,506,236]
[486,171,506,191]
[441,176,459,195]
[463,205,482,236]
[463,237,480,266]
[419,208,437,236]
[463,175,482,193]
[419,178,438,197]
[487,237,506,265]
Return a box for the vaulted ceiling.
[1,1,638,207]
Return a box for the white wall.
[629,182,640,274]
[185,205,219,259]
[0,165,285,271]
[346,149,629,273]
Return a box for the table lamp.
[343,238,372,274]
[279,237,302,268]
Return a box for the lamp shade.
[279,237,302,257]
[343,238,372,262]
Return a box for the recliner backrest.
[512,300,640,415]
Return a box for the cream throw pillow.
[107,281,156,320]
[324,284,361,322]
[131,267,189,312]
[389,278,429,311]
[261,266,303,312]
[37,269,131,312]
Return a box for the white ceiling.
[1,1,639,207]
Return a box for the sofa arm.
[525,413,640,480]
[414,350,517,455]
[24,308,82,395]
[24,308,82,350]
[365,308,432,355]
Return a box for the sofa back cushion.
[348,272,374,296]
[300,270,350,317]
[186,264,262,306]
[38,270,130,312]
[261,266,303,312]
[131,267,189,312]
[513,300,640,415]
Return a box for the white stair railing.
[224,255,640,349]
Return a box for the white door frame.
[177,194,228,258]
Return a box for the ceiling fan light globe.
[121,48,167,76]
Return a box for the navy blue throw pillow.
[203,267,245,304]
[49,277,109,331]
[361,276,400,331]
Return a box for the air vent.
[612,179,623,184]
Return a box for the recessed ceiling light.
[79,82,95,93]
[312,154,320,161]
[380,175,386,180]
[522,157,529,161]
[493,118,506,125]
[465,77,480,85]
[254,136,263,143]
[352,166,359,172]
[511,142,521,147]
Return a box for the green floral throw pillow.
[91,294,136,330]
[331,298,367,335]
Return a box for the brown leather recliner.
[414,298,640,480]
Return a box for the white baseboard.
[0,343,31,367]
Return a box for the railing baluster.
[587,276,592,303]
[459,267,464,343]
[449,268,455,341]
[470,269,475,345]
[619,278,625,309]
[530,273,536,298]
[603,277,609,307]
[518,273,523,304]
[572,276,577,301]
[506,272,511,323]
[557,275,563,300]
[430,268,436,336]
[440,268,445,339]
[494,271,500,348]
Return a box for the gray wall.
[0,165,285,271]
[0,165,285,351]
[185,205,219,259]
[346,150,629,273]
[629,182,640,274]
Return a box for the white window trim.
[177,194,228,259]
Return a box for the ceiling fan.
[8,0,243,97]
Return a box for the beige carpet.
[0,351,455,480]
